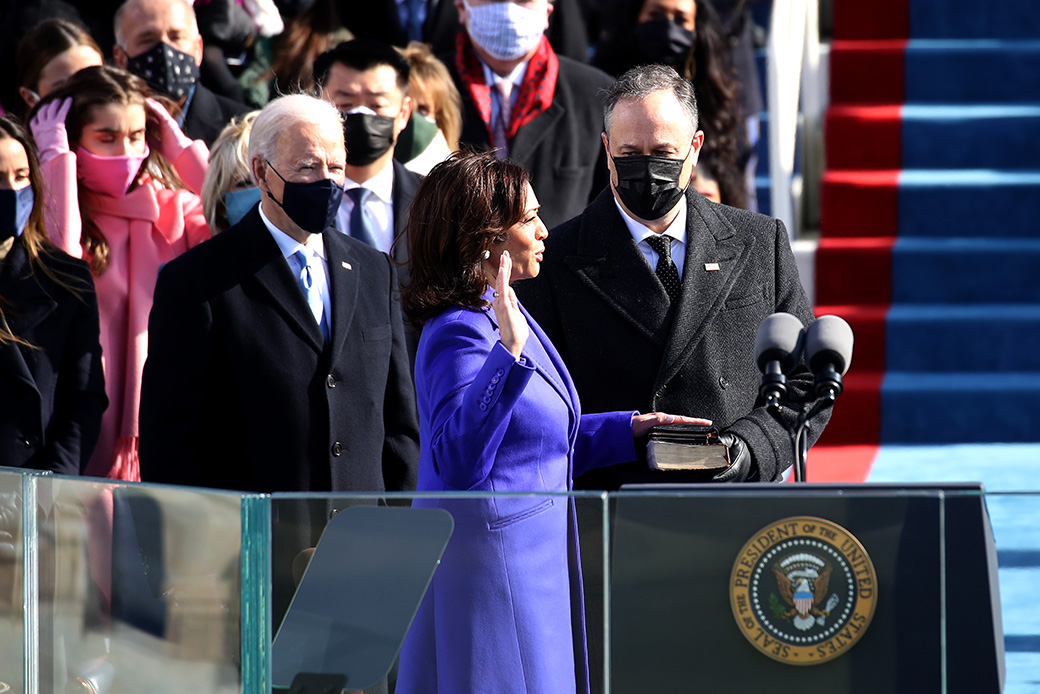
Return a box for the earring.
[482,250,490,260]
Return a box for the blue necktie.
[293,250,330,341]
[346,187,379,249]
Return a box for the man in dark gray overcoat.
[517,64,828,488]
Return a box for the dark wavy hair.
[594,0,747,208]
[29,65,185,275]
[402,149,529,327]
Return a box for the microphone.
[804,315,854,399]
[754,313,806,410]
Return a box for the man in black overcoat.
[517,64,829,488]
[139,93,419,494]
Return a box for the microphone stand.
[765,373,842,482]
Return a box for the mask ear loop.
[262,159,287,207]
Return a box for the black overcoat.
[0,238,106,474]
[516,188,828,486]
[138,208,420,493]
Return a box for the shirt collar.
[614,194,688,247]
[259,202,327,260]
[479,56,527,88]
[344,162,394,205]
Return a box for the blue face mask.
[0,187,34,241]
[223,186,262,227]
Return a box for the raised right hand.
[493,250,529,359]
[29,97,73,160]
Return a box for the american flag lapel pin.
[705,262,720,271]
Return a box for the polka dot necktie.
[645,234,682,305]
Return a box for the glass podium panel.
[1,472,1029,693]
[267,492,608,694]
[0,468,29,694]
[32,475,254,694]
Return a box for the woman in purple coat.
[396,151,706,694]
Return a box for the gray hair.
[603,64,699,139]
[248,93,344,172]
[114,0,199,48]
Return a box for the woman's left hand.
[493,250,529,359]
[145,97,193,161]
[631,412,713,438]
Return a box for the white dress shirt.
[614,195,688,279]
[260,202,332,326]
[335,163,396,255]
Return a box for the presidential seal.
[729,516,877,665]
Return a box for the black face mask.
[125,42,200,101]
[634,19,696,66]
[610,148,692,221]
[265,162,344,234]
[344,112,396,166]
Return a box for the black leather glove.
[713,432,752,483]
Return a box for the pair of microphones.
[753,313,854,411]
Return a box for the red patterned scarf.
[455,31,559,144]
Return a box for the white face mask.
[465,0,546,62]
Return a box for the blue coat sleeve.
[573,411,638,478]
[419,312,535,490]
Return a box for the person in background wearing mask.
[113,0,251,147]
[0,114,106,474]
[592,0,752,210]
[313,39,422,262]
[29,65,210,481]
[201,111,260,233]
[314,39,426,362]
[516,64,828,488]
[449,0,614,228]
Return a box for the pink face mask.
[76,145,150,198]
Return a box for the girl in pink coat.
[29,65,211,481]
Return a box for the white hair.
[248,94,345,172]
[114,0,199,48]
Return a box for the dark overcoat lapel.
[655,194,752,391]
[324,229,361,361]
[239,224,325,353]
[564,192,671,346]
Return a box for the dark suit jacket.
[138,209,420,493]
[515,188,828,487]
[182,82,252,148]
[451,55,614,229]
[0,238,106,474]
[339,0,589,63]
[390,158,422,285]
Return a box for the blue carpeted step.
[902,104,1040,170]
[881,372,1040,443]
[910,0,1040,40]
[905,40,1040,103]
[887,304,1040,372]
[755,176,770,215]
[899,170,1040,238]
[891,237,1040,304]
